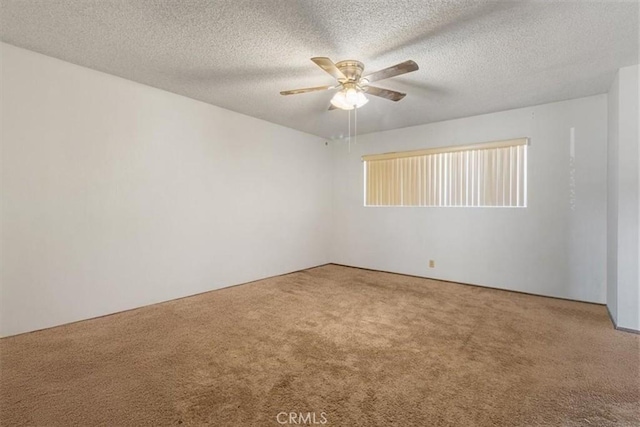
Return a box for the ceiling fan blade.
[365,86,407,101]
[311,57,347,81]
[328,103,338,111]
[362,60,418,83]
[280,85,336,96]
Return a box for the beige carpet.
[1,264,639,426]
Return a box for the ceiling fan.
[280,57,419,111]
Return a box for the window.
[363,138,528,207]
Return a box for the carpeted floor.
[1,265,639,426]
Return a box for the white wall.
[331,95,608,304]
[0,43,332,337]
[607,64,640,331]
[607,72,619,321]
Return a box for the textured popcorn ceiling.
[1,0,638,139]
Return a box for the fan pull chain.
[348,107,351,153]
[354,104,357,145]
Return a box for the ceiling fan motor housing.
[335,60,364,82]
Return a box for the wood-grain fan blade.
[365,86,406,101]
[280,85,336,96]
[311,57,347,81]
[362,60,418,83]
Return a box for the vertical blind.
[363,138,528,207]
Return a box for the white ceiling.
[1,0,638,139]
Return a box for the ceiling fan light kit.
[330,84,368,110]
[280,57,418,111]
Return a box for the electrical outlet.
[429,260,435,268]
